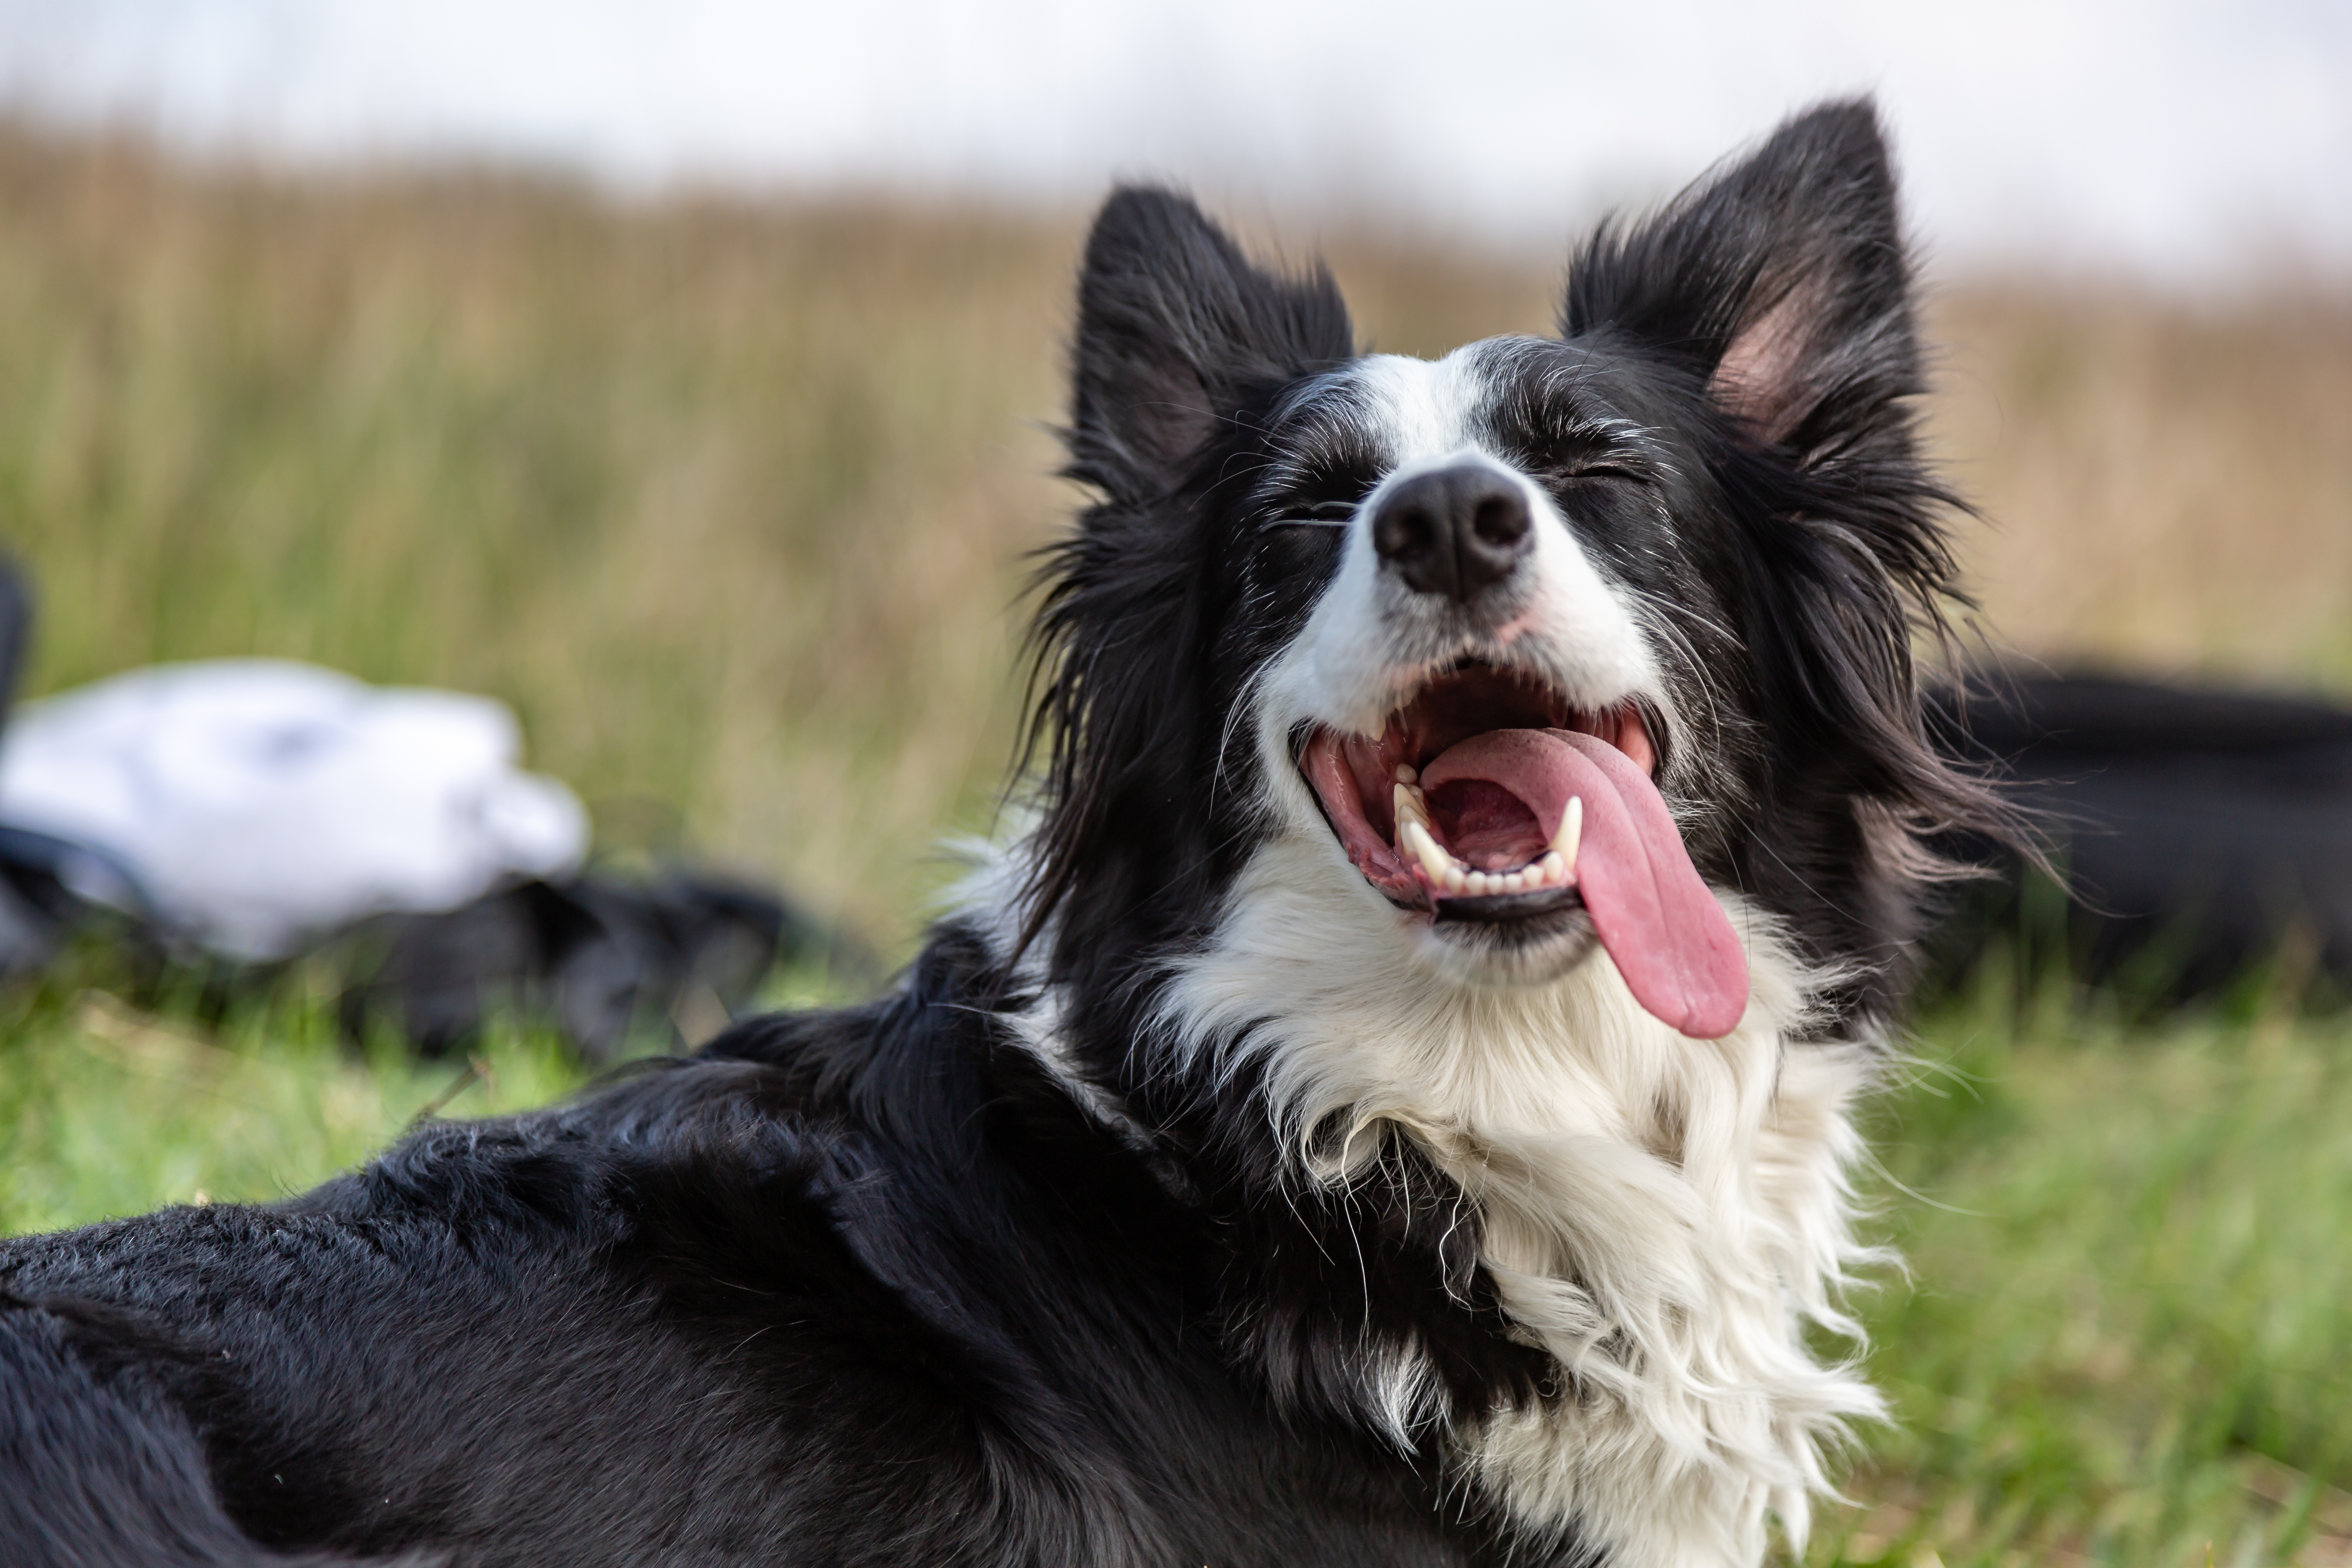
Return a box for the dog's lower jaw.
[1152,834,1884,1568]
[1413,900,1608,987]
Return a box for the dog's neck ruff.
[966,836,1883,1568]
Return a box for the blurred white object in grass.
[0,659,588,960]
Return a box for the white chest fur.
[1152,835,1885,1568]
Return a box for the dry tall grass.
[1931,287,2352,681]
[0,126,2343,954]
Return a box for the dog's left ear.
[1068,187,1354,499]
[1566,99,1918,452]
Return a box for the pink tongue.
[1419,728,1748,1040]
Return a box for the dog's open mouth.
[1300,663,1748,1037]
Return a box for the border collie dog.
[1,101,2012,1567]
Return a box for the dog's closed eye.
[1542,461,1649,486]
[1259,500,1359,530]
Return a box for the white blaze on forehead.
[1346,350,1483,465]
[1266,343,1663,741]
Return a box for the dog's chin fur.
[1419,912,1608,987]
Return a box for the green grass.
[1806,967,2352,1568]
[0,952,862,1235]
[0,985,588,1236]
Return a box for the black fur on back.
[1,100,2025,1568]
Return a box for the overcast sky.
[0,0,2344,284]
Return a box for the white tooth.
[1392,782,1430,832]
[1401,819,1456,886]
[1443,866,1467,895]
[1539,850,1566,885]
[1393,763,1418,784]
[1501,871,1526,894]
[1466,871,1490,896]
[1551,796,1584,873]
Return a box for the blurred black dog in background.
[1930,668,2352,1002]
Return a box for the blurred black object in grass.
[0,552,115,980]
[1929,670,2352,1007]
[0,854,862,1064]
[332,867,866,1062]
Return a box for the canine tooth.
[1400,819,1456,886]
[1539,850,1566,885]
[1393,763,1417,784]
[1551,796,1584,873]
[1392,782,1430,832]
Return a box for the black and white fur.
[0,102,2015,1568]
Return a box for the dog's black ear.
[1566,100,1917,452]
[1069,188,1353,497]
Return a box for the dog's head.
[1023,100,2009,1036]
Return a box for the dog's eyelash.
[1548,463,1648,485]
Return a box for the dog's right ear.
[1068,188,1354,500]
[1564,100,1921,457]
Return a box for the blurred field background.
[1,124,2350,1566]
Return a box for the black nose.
[1370,464,1533,603]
